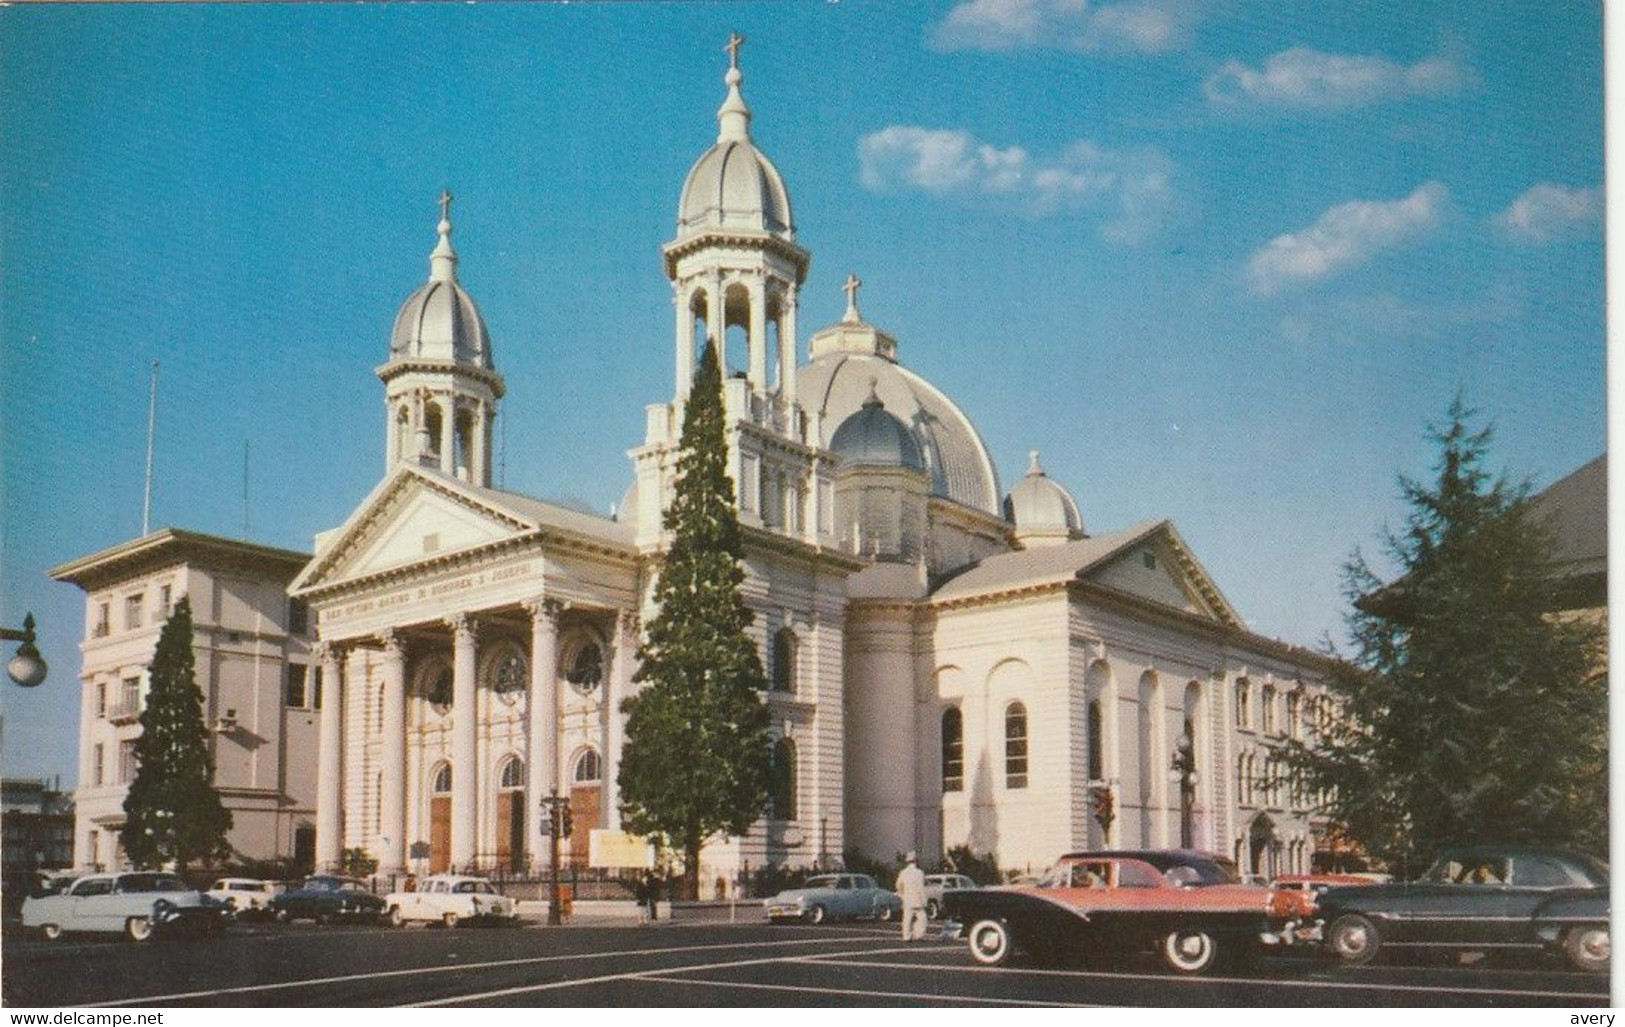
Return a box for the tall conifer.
[1296,399,1606,871]
[618,339,773,899]
[121,595,233,869]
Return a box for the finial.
[430,188,458,283]
[842,273,863,323]
[1028,450,1044,475]
[716,32,753,143]
[862,376,883,409]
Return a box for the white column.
[782,283,799,407]
[315,642,344,871]
[675,287,694,399]
[471,402,488,488]
[439,398,456,476]
[707,275,724,367]
[378,631,407,875]
[748,280,768,392]
[525,599,560,872]
[449,613,478,870]
[606,610,638,830]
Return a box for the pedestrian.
[895,851,927,942]
[644,870,660,923]
[634,874,650,925]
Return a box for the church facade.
[290,42,1337,889]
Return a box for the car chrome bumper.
[942,919,965,940]
[1261,919,1323,946]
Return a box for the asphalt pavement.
[0,915,1610,1008]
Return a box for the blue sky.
[0,2,1604,783]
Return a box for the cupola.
[1004,451,1085,547]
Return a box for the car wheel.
[1161,927,1219,974]
[274,907,291,923]
[926,899,941,920]
[1327,914,1381,967]
[1565,924,1610,973]
[126,916,154,943]
[39,923,62,942]
[388,906,405,928]
[224,898,240,918]
[807,904,827,925]
[877,904,896,922]
[443,911,459,929]
[968,918,1013,966]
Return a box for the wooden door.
[568,785,601,866]
[496,791,524,872]
[430,796,451,873]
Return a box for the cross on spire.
[438,188,453,223]
[725,31,746,70]
[842,272,863,322]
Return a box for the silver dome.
[830,389,926,471]
[678,140,794,240]
[1004,453,1085,539]
[390,279,493,369]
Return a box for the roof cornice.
[50,528,310,592]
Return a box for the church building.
[288,40,1337,889]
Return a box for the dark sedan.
[1315,846,1609,972]
[269,876,385,924]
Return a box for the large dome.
[799,351,1001,516]
[388,206,494,370]
[830,387,926,471]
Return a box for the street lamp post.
[2,613,47,688]
[538,790,572,926]
[1171,720,1198,849]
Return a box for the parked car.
[207,877,280,918]
[942,850,1282,974]
[764,874,902,924]
[1268,874,1377,921]
[382,874,518,927]
[924,873,978,920]
[1313,845,1609,972]
[269,875,385,924]
[21,871,227,942]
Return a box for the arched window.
[425,665,453,713]
[432,763,452,794]
[1261,685,1276,735]
[769,737,796,820]
[574,748,601,784]
[1005,702,1029,789]
[941,708,964,793]
[567,642,602,696]
[1086,700,1103,781]
[493,650,527,705]
[1235,678,1251,729]
[771,628,797,692]
[499,757,524,790]
[1286,691,1302,740]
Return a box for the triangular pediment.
[292,466,537,593]
[1083,523,1242,628]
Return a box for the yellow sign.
[589,829,655,869]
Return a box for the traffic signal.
[560,804,573,839]
[1090,785,1115,831]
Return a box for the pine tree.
[121,595,233,870]
[618,339,773,899]
[1297,398,1606,872]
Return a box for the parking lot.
[0,915,1609,1008]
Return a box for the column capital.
[379,630,407,660]
[313,640,342,664]
[616,609,640,637]
[523,597,565,624]
[445,612,478,641]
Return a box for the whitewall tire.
[968,919,1013,966]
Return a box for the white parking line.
[806,955,1612,1002]
[79,936,878,1008]
[638,974,1089,1007]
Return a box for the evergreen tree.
[618,339,773,899]
[1296,399,1606,872]
[121,596,233,869]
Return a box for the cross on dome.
[725,31,745,70]
[430,188,458,283]
[842,273,863,323]
[716,32,753,142]
[438,188,453,223]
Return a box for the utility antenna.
[142,359,160,536]
[499,409,508,489]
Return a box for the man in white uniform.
[895,850,928,942]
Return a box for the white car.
[22,871,227,942]
[207,877,280,917]
[924,873,978,919]
[382,874,517,927]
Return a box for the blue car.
[764,873,901,924]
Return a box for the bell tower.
[379,191,505,487]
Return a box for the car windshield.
[803,876,838,890]
[455,881,494,894]
[118,874,188,893]
[306,877,354,892]
[1422,856,1509,885]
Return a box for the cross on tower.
[724,31,746,70]
[843,272,863,320]
[438,189,453,222]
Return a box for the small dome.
[675,44,794,242]
[830,387,926,472]
[1004,452,1085,542]
[388,195,494,370]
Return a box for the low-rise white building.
[51,530,317,870]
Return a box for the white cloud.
[860,126,1177,243]
[1495,183,1602,243]
[932,0,1198,55]
[1205,48,1466,110]
[1247,182,1448,295]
